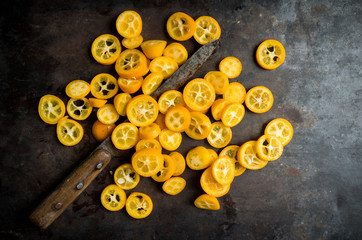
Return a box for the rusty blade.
[151,39,220,100]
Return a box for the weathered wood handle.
[29,149,112,229]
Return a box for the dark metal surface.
[0,0,361,239]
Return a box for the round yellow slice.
[237,141,268,170]
[194,194,220,210]
[256,135,283,161]
[65,80,90,99]
[114,163,140,190]
[162,177,186,195]
[264,118,294,146]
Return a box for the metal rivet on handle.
[54,202,63,210]
[76,182,84,190]
[96,162,103,170]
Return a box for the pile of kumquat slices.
[37,10,290,218]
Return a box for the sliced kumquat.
[111,122,139,150]
[114,93,132,116]
[131,148,164,177]
[183,78,215,112]
[219,56,242,79]
[91,34,121,65]
[194,16,221,45]
[185,112,211,140]
[141,40,167,59]
[114,163,140,190]
[142,72,164,95]
[237,141,268,170]
[126,192,153,219]
[186,146,211,170]
[256,135,284,161]
[167,12,196,41]
[211,157,235,185]
[194,194,220,210]
[100,184,127,211]
[149,56,179,79]
[264,118,294,146]
[162,177,186,195]
[165,106,191,132]
[90,73,119,100]
[219,145,246,176]
[65,80,90,99]
[135,138,162,153]
[116,10,142,38]
[67,98,92,121]
[139,123,161,139]
[200,167,230,197]
[152,154,176,182]
[256,39,286,70]
[122,35,143,49]
[56,116,83,146]
[118,77,143,94]
[97,104,120,124]
[159,129,182,151]
[158,90,185,114]
[245,86,274,113]
[126,94,159,127]
[207,122,232,148]
[211,99,231,121]
[89,98,107,108]
[220,102,245,127]
[223,82,246,104]
[169,152,186,176]
[38,95,66,125]
[92,120,116,142]
[162,42,188,65]
[115,49,148,79]
[204,71,229,95]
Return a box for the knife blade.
[29,39,220,229]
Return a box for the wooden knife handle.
[29,149,112,229]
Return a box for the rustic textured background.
[0,0,361,239]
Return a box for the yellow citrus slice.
[66,98,92,121]
[264,118,294,146]
[90,73,119,100]
[185,111,211,140]
[118,77,143,94]
[256,135,284,161]
[186,146,211,170]
[141,40,167,59]
[135,138,162,153]
[162,177,186,195]
[237,141,268,170]
[162,42,188,65]
[65,80,90,99]
[131,148,164,177]
[158,90,185,114]
[183,78,215,112]
[159,129,182,151]
[97,104,120,124]
[194,16,221,45]
[151,154,176,182]
[208,149,218,163]
[211,99,231,121]
[100,184,126,211]
[122,35,143,49]
[219,56,242,78]
[207,122,232,148]
[139,123,161,139]
[167,12,196,41]
[113,93,132,116]
[111,122,139,150]
[56,116,83,146]
[211,157,235,185]
[114,163,140,190]
[115,49,148,79]
[141,72,164,95]
[256,39,286,70]
[204,71,229,94]
[91,34,121,65]
[149,56,179,79]
[126,94,159,127]
[223,82,246,104]
[116,10,142,38]
[194,194,220,210]
[89,98,107,108]
[219,145,246,176]
[200,167,230,197]
[126,192,153,219]
[38,95,65,124]
[220,102,245,127]
[169,152,186,176]
[165,106,191,132]
[245,86,274,113]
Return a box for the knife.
[29,39,220,229]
